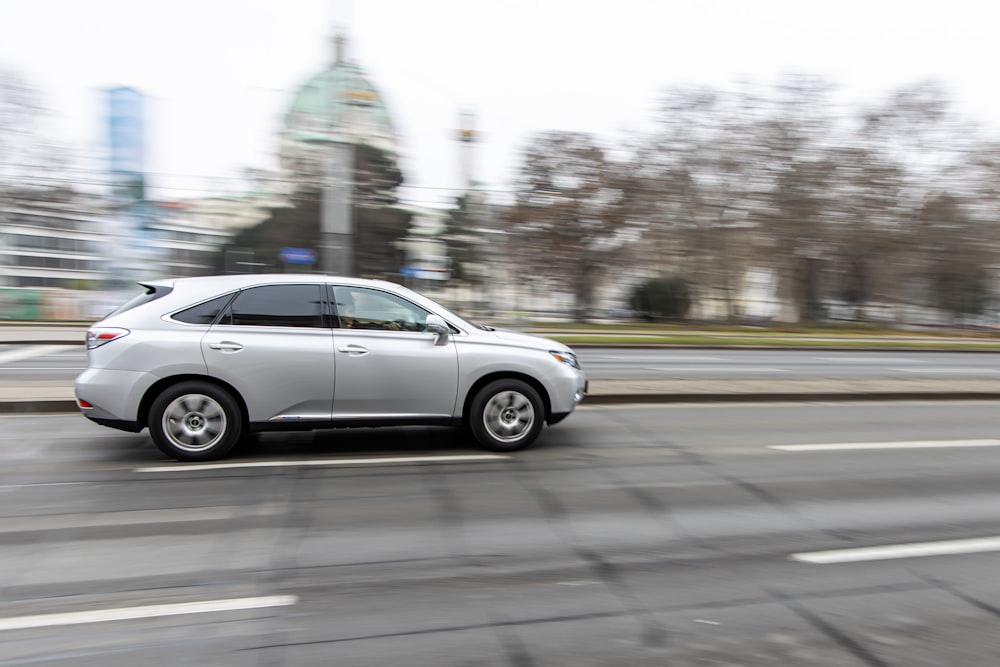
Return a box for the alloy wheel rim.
[162,393,226,452]
[483,390,535,442]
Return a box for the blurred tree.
[917,194,992,321]
[745,75,840,323]
[506,131,645,319]
[637,84,761,320]
[820,141,908,321]
[853,82,990,319]
[630,77,998,325]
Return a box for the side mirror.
[425,314,450,346]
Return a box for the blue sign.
[279,247,317,265]
[400,266,449,280]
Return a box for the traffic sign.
[279,247,316,265]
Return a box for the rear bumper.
[75,367,156,424]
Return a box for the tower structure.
[456,109,478,192]
[221,32,409,279]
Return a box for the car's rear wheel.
[148,381,241,461]
[469,379,544,452]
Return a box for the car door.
[330,284,458,419]
[202,283,335,423]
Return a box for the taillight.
[87,327,130,349]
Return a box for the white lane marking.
[591,355,725,362]
[582,400,1000,411]
[0,482,87,490]
[0,345,78,365]
[770,439,1000,452]
[895,368,1000,373]
[0,367,85,371]
[817,357,926,363]
[555,581,600,587]
[136,454,510,473]
[792,537,1000,564]
[0,595,298,632]
[652,367,791,373]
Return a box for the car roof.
[152,274,401,292]
[141,274,464,322]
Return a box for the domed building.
[280,35,397,176]
[220,34,412,279]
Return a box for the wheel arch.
[138,375,248,431]
[462,372,552,427]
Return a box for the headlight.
[549,349,580,369]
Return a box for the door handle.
[208,341,244,352]
[337,344,369,356]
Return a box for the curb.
[582,392,1000,405]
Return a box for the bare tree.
[637,84,766,320]
[506,131,644,318]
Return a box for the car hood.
[486,328,571,353]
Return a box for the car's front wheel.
[469,379,544,452]
[148,381,242,461]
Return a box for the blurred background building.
[3,24,1000,326]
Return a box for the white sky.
[2,0,999,205]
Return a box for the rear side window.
[221,284,325,328]
[172,293,235,325]
[105,283,173,318]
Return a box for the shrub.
[629,276,692,321]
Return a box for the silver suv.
[75,275,587,461]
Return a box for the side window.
[223,284,324,328]
[332,286,430,332]
[172,293,235,325]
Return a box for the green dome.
[282,62,396,153]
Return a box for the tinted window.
[224,285,324,328]
[172,293,235,325]
[332,286,430,331]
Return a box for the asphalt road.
[5,344,1000,383]
[4,402,1000,664]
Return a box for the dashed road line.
[0,595,298,631]
[651,366,791,373]
[895,367,1000,373]
[135,454,510,473]
[793,536,1000,564]
[770,439,1000,452]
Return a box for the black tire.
[469,379,544,452]
[148,381,242,461]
